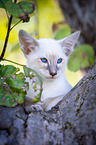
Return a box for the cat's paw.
[25,104,43,113]
[31,104,44,112]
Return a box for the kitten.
[18,30,80,111]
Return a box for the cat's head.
[18,30,80,80]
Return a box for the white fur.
[18,30,80,111]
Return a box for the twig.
[10,20,22,31]
[0,0,17,61]
[5,10,9,20]
[0,15,13,61]
[2,58,24,67]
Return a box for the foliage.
[54,26,95,72]
[0,0,43,107]
[0,64,42,107]
[0,64,27,107]
[0,0,35,22]
[67,44,95,72]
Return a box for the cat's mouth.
[45,75,58,80]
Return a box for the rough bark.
[0,60,96,145]
[59,0,96,54]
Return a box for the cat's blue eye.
[40,58,47,63]
[57,58,63,64]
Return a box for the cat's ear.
[18,30,38,55]
[59,31,80,56]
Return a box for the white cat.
[18,30,80,111]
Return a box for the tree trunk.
[59,0,96,54]
[0,60,96,145]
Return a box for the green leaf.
[23,66,43,103]
[0,65,19,77]
[67,44,95,72]
[6,1,24,17]
[5,73,25,93]
[76,44,95,65]
[54,25,71,40]
[67,50,81,72]
[0,65,29,107]
[0,0,35,22]
[0,63,43,107]
[0,0,11,9]
[81,57,89,68]
[19,1,35,15]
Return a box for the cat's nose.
[49,65,57,77]
[50,72,57,77]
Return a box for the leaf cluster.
[0,0,35,22]
[0,64,42,107]
[0,0,43,108]
[54,26,95,72]
[68,44,95,72]
[0,65,27,107]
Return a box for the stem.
[0,0,17,61]
[5,10,9,20]
[10,20,22,31]
[2,58,24,67]
[0,15,13,60]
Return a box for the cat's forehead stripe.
[48,55,57,64]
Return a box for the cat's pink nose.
[50,72,57,77]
